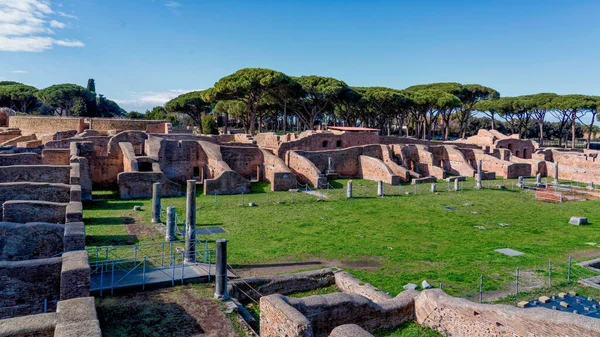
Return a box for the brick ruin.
[2,114,600,335]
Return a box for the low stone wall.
[89,117,167,132]
[416,289,600,336]
[3,200,67,224]
[117,171,182,199]
[358,155,401,185]
[42,149,71,166]
[0,223,64,261]
[8,116,85,135]
[286,150,324,186]
[229,269,336,304]
[334,271,391,303]
[329,324,373,337]
[203,170,250,195]
[0,182,72,204]
[0,257,62,319]
[60,251,90,301]
[262,149,296,191]
[0,312,55,337]
[0,165,71,184]
[260,291,417,337]
[0,153,41,166]
[0,297,101,337]
[0,134,37,147]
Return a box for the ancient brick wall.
[0,312,55,336]
[0,165,70,184]
[41,149,70,165]
[0,129,21,143]
[88,118,166,132]
[157,139,205,184]
[0,257,62,319]
[117,172,182,199]
[286,151,323,186]
[60,251,90,300]
[260,294,313,337]
[0,134,37,147]
[221,145,263,178]
[203,170,250,195]
[8,116,85,135]
[261,291,416,337]
[230,269,335,304]
[2,200,68,224]
[0,182,71,204]
[555,163,600,184]
[53,297,101,337]
[0,223,64,261]
[416,289,600,337]
[275,132,380,158]
[0,153,41,166]
[495,138,535,159]
[262,149,296,191]
[358,155,401,185]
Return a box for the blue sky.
[1,0,599,114]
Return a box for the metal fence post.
[142,257,147,290]
[568,256,572,282]
[134,245,138,265]
[111,261,115,295]
[549,260,552,287]
[100,262,104,297]
[161,242,165,267]
[44,299,47,313]
[515,267,520,301]
[479,275,483,303]
[181,252,185,285]
[204,240,208,263]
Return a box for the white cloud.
[164,1,181,8]
[11,70,28,73]
[0,0,84,52]
[114,89,200,111]
[57,11,77,20]
[49,19,65,28]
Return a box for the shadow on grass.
[97,298,202,337]
[84,216,135,226]
[84,200,143,211]
[86,234,135,247]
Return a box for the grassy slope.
[84,178,600,297]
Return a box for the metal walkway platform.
[91,261,237,295]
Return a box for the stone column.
[536,173,542,186]
[346,180,353,199]
[151,182,161,223]
[214,239,229,300]
[377,181,384,197]
[454,178,459,191]
[431,183,436,193]
[185,180,197,262]
[476,160,483,190]
[553,162,559,184]
[165,206,176,242]
[518,176,524,188]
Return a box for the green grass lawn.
[84,178,600,299]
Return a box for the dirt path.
[232,258,381,278]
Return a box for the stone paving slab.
[495,248,524,256]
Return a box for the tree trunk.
[538,122,544,147]
[248,109,255,135]
[587,112,597,149]
[571,112,576,149]
[283,102,287,134]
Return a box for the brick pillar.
[185,180,197,262]
[151,182,161,223]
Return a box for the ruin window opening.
[336,140,342,148]
[193,166,200,177]
[322,140,328,148]
[138,162,153,172]
[134,142,145,156]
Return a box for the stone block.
[329,324,374,337]
[560,301,569,308]
[569,217,588,225]
[63,222,85,251]
[60,251,90,300]
[539,296,551,303]
[558,292,567,299]
[517,301,530,308]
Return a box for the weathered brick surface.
[416,289,600,337]
[88,117,166,132]
[230,269,335,304]
[0,222,64,261]
[3,200,68,224]
[0,182,71,204]
[0,165,70,184]
[260,294,313,337]
[261,291,416,337]
[59,251,90,300]
[334,271,391,303]
[41,149,70,165]
[63,222,85,251]
[329,324,373,337]
[0,258,62,319]
[8,116,85,135]
[0,153,41,166]
[0,312,55,337]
